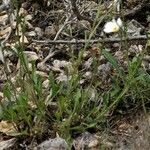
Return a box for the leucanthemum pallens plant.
[103,17,123,33]
[103,0,122,34]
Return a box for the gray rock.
[0,138,16,150]
[34,137,68,150]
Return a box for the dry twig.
[33,35,150,45]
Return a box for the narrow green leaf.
[102,49,123,77]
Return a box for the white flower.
[103,18,122,33]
